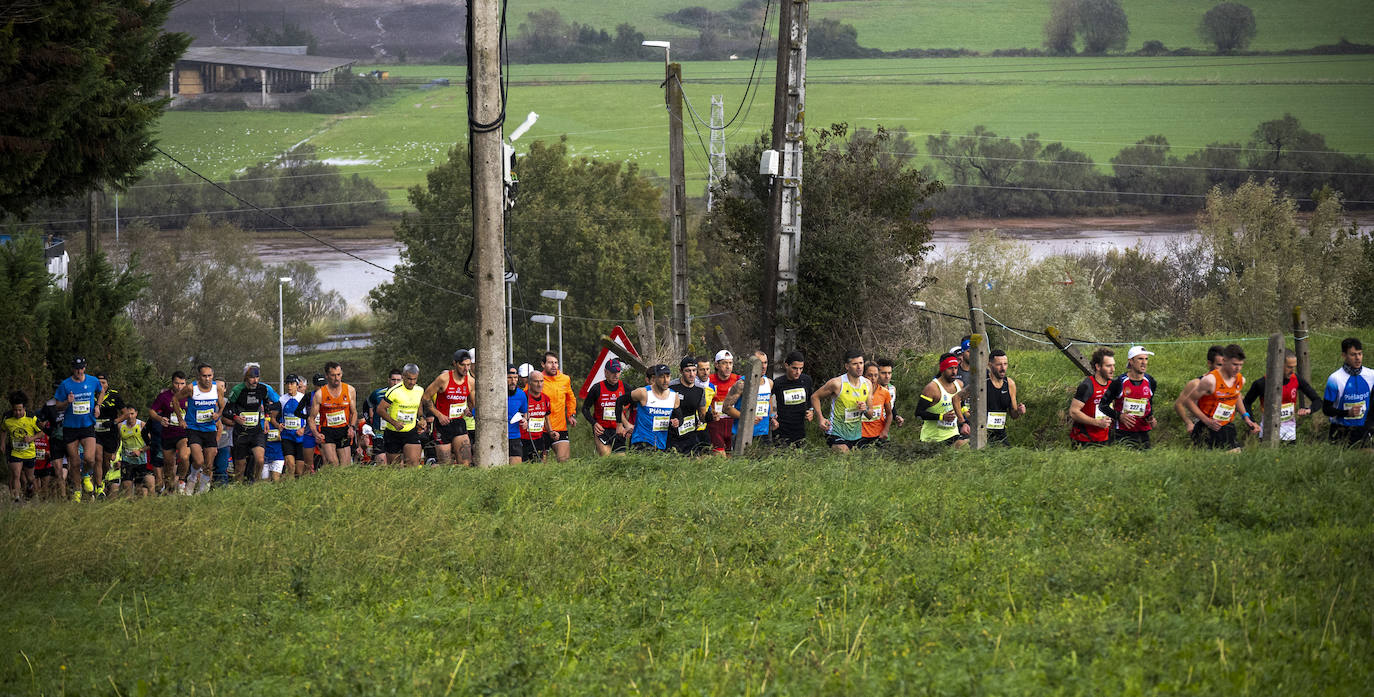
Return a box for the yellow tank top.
[383,384,424,432]
[921,379,960,442]
[828,376,870,441]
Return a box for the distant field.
[150,55,1374,207]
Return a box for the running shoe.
[82,474,94,492]
[72,490,82,502]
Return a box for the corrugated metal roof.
[180,47,356,73]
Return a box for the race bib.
[267,428,281,442]
[1212,403,1234,422]
[863,405,884,423]
[1279,402,1295,421]
[754,400,769,417]
[939,411,957,427]
[448,402,466,418]
[196,410,214,423]
[283,416,302,430]
[1344,399,1365,417]
[713,402,724,415]
[241,412,260,427]
[987,411,1007,429]
[528,417,545,434]
[168,412,180,425]
[843,407,863,423]
[783,388,806,406]
[72,401,91,415]
[325,411,346,427]
[398,411,416,423]
[652,415,669,432]
[1122,397,1148,415]
[602,406,616,422]
[678,416,697,434]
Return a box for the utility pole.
[707,94,727,211]
[666,62,690,358]
[761,0,807,364]
[86,190,98,258]
[470,0,507,468]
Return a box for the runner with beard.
[424,350,475,466]
[582,359,630,455]
[669,357,711,454]
[770,352,815,448]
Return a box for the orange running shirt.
[318,383,354,429]
[1197,368,1244,425]
[861,384,891,439]
[541,371,576,431]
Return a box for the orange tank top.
[1197,368,1243,425]
[319,383,354,428]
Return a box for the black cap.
[311,373,327,387]
[679,356,696,370]
[94,371,107,380]
[71,357,87,369]
[507,363,518,374]
[285,374,301,384]
[648,364,671,377]
[453,350,472,363]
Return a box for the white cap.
[518,363,535,377]
[949,345,964,355]
[714,349,734,362]
[1127,346,1155,360]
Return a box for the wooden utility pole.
[666,63,689,359]
[1292,306,1310,409]
[1262,332,1284,447]
[1045,326,1091,377]
[86,190,98,257]
[966,283,988,449]
[470,0,507,468]
[761,0,807,365]
[732,355,764,456]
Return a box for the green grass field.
[3,445,1370,695]
[150,55,1374,208]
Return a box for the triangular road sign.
[580,326,639,398]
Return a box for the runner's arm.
[1097,379,1122,421]
[1241,378,1264,416]
[580,385,599,424]
[1008,378,1024,417]
[1174,378,1200,425]
[1067,380,1098,427]
[1295,376,1322,412]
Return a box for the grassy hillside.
[2,446,1370,695]
[150,55,1374,207]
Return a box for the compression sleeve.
[1098,378,1123,420]
[1242,377,1265,415]
[915,393,942,421]
[581,385,599,424]
[1296,376,1323,408]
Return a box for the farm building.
[169,46,357,106]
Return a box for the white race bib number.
[783,388,806,406]
[325,411,346,427]
[196,410,214,423]
[939,411,957,427]
[398,411,416,423]
[652,415,669,432]
[267,429,281,442]
[528,417,545,434]
[863,405,884,423]
[448,402,466,418]
[283,416,301,430]
[72,401,91,415]
[1123,397,1148,415]
[1279,403,1295,421]
[987,411,1007,429]
[602,405,616,422]
[241,412,260,427]
[1345,400,1365,417]
[1212,403,1234,422]
[678,416,696,434]
[713,402,724,415]
[843,408,863,423]
[754,400,769,417]
[168,412,180,425]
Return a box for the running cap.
[606,359,623,372]
[648,364,671,377]
[714,349,734,362]
[939,356,960,371]
[453,349,472,363]
[94,371,107,380]
[518,363,535,378]
[311,373,327,387]
[285,374,301,384]
[679,356,696,370]
[961,338,972,353]
[507,363,518,374]
[71,356,87,369]
[949,345,964,356]
[1126,346,1155,360]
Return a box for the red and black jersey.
[1070,376,1111,443]
[1100,373,1158,432]
[583,380,627,430]
[520,391,553,440]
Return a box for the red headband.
[939,356,960,371]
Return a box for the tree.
[809,19,874,58]
[1043,0,1129,55]
[369,139,669,376]
[0,0,190,216]
[1044,0,1079,55]
[1109,135,1205,211]
[700,125,941,369]
[923,127,1110,216]
[0,230,53,399]
[1199,3,1257,53]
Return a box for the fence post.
[966,283,988,449]
[1044,326,1092,377]
[732,355,764,456]
[1263,332,1284,447]
[1292,306,1310,410]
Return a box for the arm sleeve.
[1073,379,1092,404]
[616,393,635,412]
[915,393,942,421]
[1296,376,1323,407]
[1098,379,1122,420]
[581,385,599,423]
[1321,376,1344,417]
[1242,377,1264,415]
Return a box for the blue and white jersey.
[54,375,102,429]
[1324,366,1373,427]
[186,383,220,432]
[630,388,678,450]
[732,376,774,438]
[278,394,305,442]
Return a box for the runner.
[582,358,630,455]
[53,357,103,501]
[224,363,280,482]
[668,357,712,454]
[1242,349,1322,445]
[982,350,1026,446]
[705,350,741,455]
[878,358,905,431]
[1069,348,1115,448]
[261,406,286,482]
[506,365,530,465]
[1174,345,1225,435]
[1184,344,1259,451]
[1321,337,1372,447]
[173,364,224,494]
[539,352,577,462]
[423,351,475,466]
[278,375,308,478]
[624,364,681,452]
[519,369,554,463]
[377,363,426,467]
[859,361,893,448]
[37,393,67,500]
[91,372,124,497]
[811,350,877,452]
[916,352,969,447]
[933,337,973,391]
[31,427,58,501]
[726,351,775,448]
[116,405,154,497]
[1098,346,1157,449]
[364,368,403,465]
[771,351,815,448]
[149,372,190,493]
[3,392,39,503]
[695,358,713,389]
[309,361,357,466]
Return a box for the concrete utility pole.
[666,62,690,358]
[471,0,507,468]
[762,0,807,364]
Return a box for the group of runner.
[3,336,1369,502]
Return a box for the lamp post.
[530,315,555,352]
[278,276,292,392]
[505,272,518,364]
[540,289,567,366]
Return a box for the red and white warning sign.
[579,325,639,398]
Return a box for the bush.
[287,72,392,114]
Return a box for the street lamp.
[505,272,518,364]
[530,314,555,352]
[278,276,292,392]
[641,40,670,67]
[540,289,568,366]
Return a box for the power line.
[673,0,774,133]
